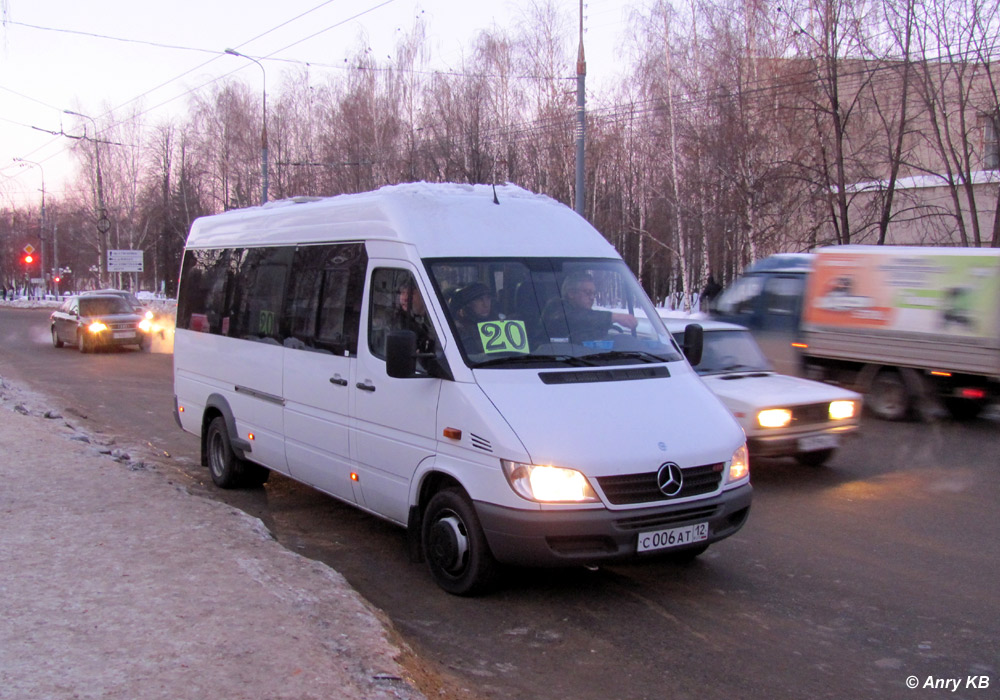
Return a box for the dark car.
[51,294,149,352]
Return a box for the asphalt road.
[2,306,998,700]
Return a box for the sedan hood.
[701,371,860,410]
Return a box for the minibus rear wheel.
[422,488,497,596]
[206,417,247,489]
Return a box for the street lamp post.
[13,157,51,296]
[64,109,109,286]
[225,48,269,205]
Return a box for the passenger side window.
[368,268,438,362]
[177,248,235,334]
[227,247,293,342]
[286,243,367,355]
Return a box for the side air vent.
[470,434,493,452]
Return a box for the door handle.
[329,376,348,386]
[356,381,376,392]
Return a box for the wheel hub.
[428,515,468,574]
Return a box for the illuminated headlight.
[87,321,108,334]
[728,444,750,482]
[144,310,154,320]
[757,408,792,428]
[138,319,153,332]
[501,459,599,503]
[829,400,856,420]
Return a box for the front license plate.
[637,522,709,553]
[798,434,839,452]
[113,331,135,339]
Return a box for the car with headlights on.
[51,294,149,352]
[663,317,861,466]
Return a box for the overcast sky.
[1,0,635,207]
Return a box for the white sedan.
[662,317,861,466]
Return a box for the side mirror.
[682,323,704,366]
[386,330,418,378]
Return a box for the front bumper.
[475,482,752,567]
[747,423,859,458]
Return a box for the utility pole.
[14,158,46,296]
[575,0,586,217]
[225,49,269,205]
[64,110,110,286]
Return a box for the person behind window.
[451,282,498,353]
[393,278,436,356]
[544,271,637,343]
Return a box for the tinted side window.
[286,243,367,355]
[177,248,234,334]
[226,247,293,342]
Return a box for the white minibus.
[173,183,751,594]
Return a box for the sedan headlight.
[829,400,856,420]
[728,444,750,482]
[501,460,599,503]
[757,408,792,428]
[138,318,153,333]
[87,321,108,334]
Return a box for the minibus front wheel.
[422,488,497,596]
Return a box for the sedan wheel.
[51,327,64,348]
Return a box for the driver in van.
[545,271,637,342]
[451,282,498,353]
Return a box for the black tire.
[795,448,835,467]
[943,397,984,421]
[422,488,497,596]
[868,370,911,421]
[206,417,248,489]
[51,327,64,348]
[77,331,90,354]
[664,543,709,564]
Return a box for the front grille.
[597,463,723,505]
[791,402,830,424]
[614,504,721,531]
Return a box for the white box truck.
[798,245,1000,420]
[172,183,752,595]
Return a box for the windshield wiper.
[580,350,668,364]
[473,354,593,369]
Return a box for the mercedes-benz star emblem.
[656,463,684,497]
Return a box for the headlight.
[87,321,108,333]
[501,460,599,503]
[728,444,750,482]
[138,319,153,332]
[829,400,856,420]
[757,408,792,428]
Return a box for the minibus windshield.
[427,258,683,368]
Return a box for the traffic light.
[23,253,34,265]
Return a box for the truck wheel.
[795,448,834,467]
[422,488,497,596]
[869,370,911,421]
[943,397,984,421]
[206,417,249,489]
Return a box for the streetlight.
[13,157,52,296]
[64,109,110,286]
[225,48,269,205]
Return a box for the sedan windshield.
[672,329,773,375]
[427,258,682,368]
[79,297,132,316]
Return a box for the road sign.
[23,244,35,255]
[108,249,144,273]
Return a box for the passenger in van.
[393,278,437,357]
[543,271,638,342]
[451,282,498,353]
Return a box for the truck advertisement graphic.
[803,249,1000,340]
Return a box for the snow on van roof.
[185,182,618,259]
